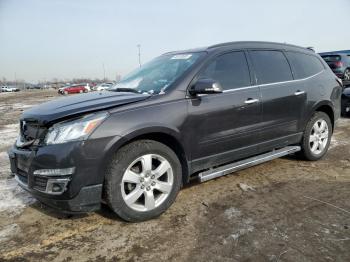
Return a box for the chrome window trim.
[222,69,324,93]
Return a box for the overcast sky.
[0,0,349,82]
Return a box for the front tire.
[300,112,332,161]
[105,140,182,222]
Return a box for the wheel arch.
[311,101,335,131]
[102,127,190,186]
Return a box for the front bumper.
[7,137,115,213]
[21,181,102,213]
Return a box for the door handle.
[244,98,259,104]
[294,90,305,96]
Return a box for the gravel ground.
[0,90,349,261]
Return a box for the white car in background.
[84,83,91,91]
[95,82,114,91]
[1,86,19,92]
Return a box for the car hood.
[22,91,151,124]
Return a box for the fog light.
[33,167,75,176]
[46,178,70,195]
[52,184,63,192]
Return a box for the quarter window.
[286,52,324,79]
[250,50,293,85]
[198,51,251,90]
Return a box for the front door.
[186,51,262,172]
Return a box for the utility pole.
[137,44,141,67]
[102,63,106,82]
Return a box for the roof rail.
[306,47,315,52]
[208,41,309,51]
[208,41,240,49]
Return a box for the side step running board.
[198,146,301,182]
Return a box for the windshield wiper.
[108,87,140,94]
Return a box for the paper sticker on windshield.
[171,54,192,60]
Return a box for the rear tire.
[299,112,332,161]
[105,140,182,222]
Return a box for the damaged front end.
[7,115,108,212]
[16,119,47,148]
[9,119,73,195]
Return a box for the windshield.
[109,52,204,94]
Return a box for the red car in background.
[58,84,88,95]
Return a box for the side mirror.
[189,79,223,96]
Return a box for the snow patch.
[228,218,255,242]
[0,124,18,149]
[224,207,241,219]
[330,137,349,150]
[0,178,35,216]
[0,223,20,242]
[238,183,255,192]
[231,218,254,239]
[223,208,255,242]
[0,103,33,111]
[337,118,350,128]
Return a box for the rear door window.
[286,52,325,79]
[198,51,251,90]
[249,50,293,85]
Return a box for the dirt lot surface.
[0,90,350,261]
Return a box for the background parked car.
[342,87,350,116]
[26,85,42,90]
[58,84,88,95]
[1,86,20,92]
[82,83,91,91]
[94,82,114,91]
[320,53,350,80]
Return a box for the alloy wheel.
[121,154,174,212]
[344,69,350,81]
[309,119,329,155]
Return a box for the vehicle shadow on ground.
[96,204,126,222]
[30,201,88,220]
[30,200,126,222]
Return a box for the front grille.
[16,168,48,191]
[33,176,48,191]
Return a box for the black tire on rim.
[344,69,350,81]
[104,140,182,222]
[299,112,332,161]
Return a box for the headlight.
[45,112,108,145]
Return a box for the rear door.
[249,50,307,151]
[187,51,262,171]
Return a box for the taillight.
[335,61,344,67]
[336,77,343,88]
